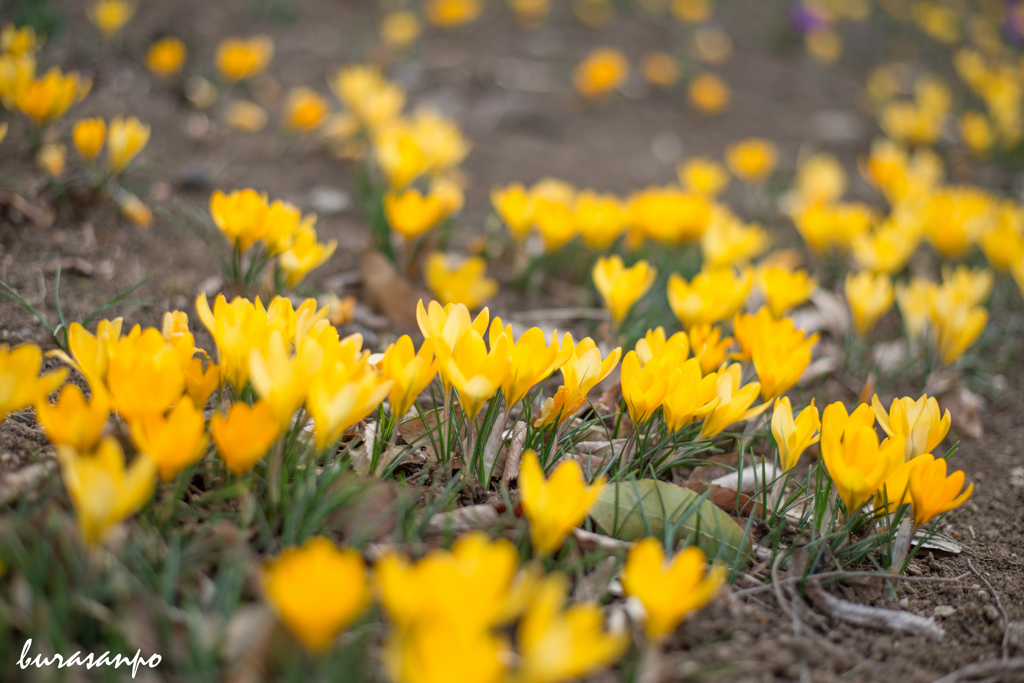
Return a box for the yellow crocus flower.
[622,538,726,640]
[248,330,314,430]
[688,323,731,375]
[501,326,574,407]
[331,65,406,132]
[923,186,996,258]
[0,51,36,109]
[262,537,369,652]
[15,67,90,127]
[678,156,730,197]
[520,450,605,556]
[88,0,135,36]
[442,329,509,420]
[517,573,628,683]
[667,267,752,330]
[224,99,267,133]
[929,279,988,366]
[307,364,392,452]
[771,397,819,471]
[1,23,40,56]
[58,318,123,385]
[895,277,936,342]
[575,190,627,249]
[792,201,875,255]
[960,111,995,157]
[129,397,208,481]
[425,0,483,27]
[0,344,66,425]
[424,252,498,310]
[845,270,894,336]
[573,47,629,100]
[735,310,818,400]
[105,327,186,420]
[195,293,268,391]
[72,117,105,162]
[592,256,656,326]
[279,86,329,133]
[872,394,950,461]
[662,358,720,433]
[699,363,768,438]
[380,11,421,49]
[907,454,973,529]
[634,326,689,366]
[146,37,187,78]
[700,206,770,268]
[820,401,905,514]
[384,188,447,240]
[107,116,150,173]
[216,36,274,83]
[627,187,711,245]
[757,265,817,318]
[725,138,778,185]
[35,142,65,177]
[534,339,620,428]
[211,400,280,475]
[278,224,338,289]
[57,437,156,545]
[688,72,730,115]
[416,299,489,359]
[532,197,577,252]
[35,382,109,453]
[791,152,846,207]
[183,357,219,408]
[620,346,684,424]
[851,219,922,274]
[381,336,438,419]
[980,204,1024,272]
[491,183,534,240]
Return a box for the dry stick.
[771,551,805,637]
[804,578,945,641]
[930,658,1024,683]
[734,570,971,597]
[967,558,1010,660]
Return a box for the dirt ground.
[1,0,1023,680]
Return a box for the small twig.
[967,558,1010,660]
[804,579,945,641]
[771,551,805,637]
[930,657,1024,683]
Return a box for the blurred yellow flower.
[642,51,679,88]
[845,270,894,336]
[667,267,752,330]
[380,11,422,49]
[534,338,620,428]
[980,203,1024,272]
[532,197,577,252]
[662,358,719,432]
[57,437,156,545]
[88,0,135,37]
[850,216,922,274]
[592,256,656,326]
[211,400,280,475]
[105,327,185,420]
[107,116,150,173]
[895,277,935,342]
[520,450,605,555]
[741,312,818,400]
[671,0,711,22]
[620,345,685,424]
[690,323,736,372]
[248,330,314,429]
[381,336,438,419]
[282,87,330,133]
[757,265,817,317]
[129,396,208,481]
[0,122,6,145]
[278,224,337,289]
[216,36,274,82]
[726,138,778,185]
[627,187,711,245]
[700,363,769,438]
[792,152,846,207]
[923,186,995,258]
[426,0,484,27]
[146,37,187,78]
[0,51,36,109]
[15,67,90,127]
[262,537,369,652]
[700,207,770,268]
[331,65,406,132]
[73,117,106,161]
[907,454,973,528]
[1,23,40,56]
[35,382,109,453]
[492,183,534,240]
[688,72,730,114]
[115,190,153,228]
[622,539,725,640]
[806,29,842,64]
[574,48,629,100]
[35,143,65,177]
[693,26,733,64]
[772,397,819,471]
[678,157,730,197]
[425,252,498,310]
[224,100,268,132]
[960,111,994,157]
[820,401,904,514]
[793,201,875,254]
[385,188,447,240]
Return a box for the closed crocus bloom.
[248,330,314,429]
[381,336,438,419]
[575,191,626,249]
[620,347,683,424]
[491,183,534,240]
[941,265,993,307]
[726,138,778,185]
[209,189,269,251]
[532,197,577,252]
[792,202,875,255]
[1,23,39,56]
[331,66,406,133]
[641,51,679,88]
[667,267,752,330]
[687,72,730,115]
[0,52,37,110]
[980,206,1024,272]
[57,437,156,545]
[929,282,988,366]
[183,357,219,408]
[517,573,628,683]
[211,400,280,475]
[106,327,187,420]
[115,189,152,228]
[592,256,656,326]
[520,450,605,556]
[262,537,369,652]
[35,382,109,452]
[60,318,123,385]
[731,306,772,362]
[307,364,392,452]
[0,344,66,425]
[374,126,427,189]
[627,187,711,245]
[195,293,266,390]
[380,10,421,49]
[845,270,894,336]
[426,0,483,26]
[282,87,330,133]
[443,329,510,420]
[792,152,846,207]
[88,0,135,36]
[107,116,150,173]
[35,143,65,176]
[895,277,935,342]
[700,207,770,268]
[851,222,921,274]
[385,188,447,240]
[688,323,731,375]
[907,454,973,529]
[416,299,489,361]
[279,224,338,289]
[385,622,506,683]
[873,394,950,461]
[573,48,628,100]
[622,538,726,640]
[534,339,620,428]
[749,320,818,401]
[820,401,905,514]
[662,358,719,433]
[757,265,817,317]
[129,397,208,481]
[923,186,996,258]
[700,364,768,438]
[424,252,498,310]
[72,117,105,162]
[678,157,730,197]
[960,111,994,157]
[216,36,274,82]
[224,100,268,133]
[502,327,573,407]
[634,326,689,366]
[772,397,819,471]
[430,175,465,215]
[146,37,187,78]
[15,67,91,127]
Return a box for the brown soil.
[1,1,1022,681]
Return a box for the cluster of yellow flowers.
[210,188,337,290]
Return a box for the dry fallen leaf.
[361,249,430,329]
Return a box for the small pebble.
[934,605,955,617]
[899,597,909,608]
